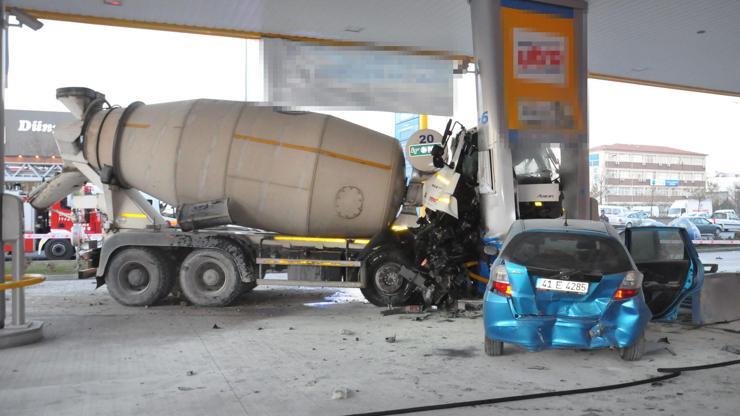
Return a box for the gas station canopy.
[8,0,740,96]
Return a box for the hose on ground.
[346,358,740,416]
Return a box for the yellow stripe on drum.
[233,133,391,171]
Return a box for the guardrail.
[1,274,46,328]
[692,240,740,245]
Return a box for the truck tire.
[360,249,417,307]
[106,247,174,306]
[619,331,646,361]
[484,336,504,356]
[178,242,251,307]
[45,239,74,260]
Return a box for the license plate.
[536,278,589,294]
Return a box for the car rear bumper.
[483,292,652,351]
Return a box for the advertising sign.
[501,0,584,138]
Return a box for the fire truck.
[3,186,103,260]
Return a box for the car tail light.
[490,265,512,297]
[614,288,639,300]
[614,270,643,300]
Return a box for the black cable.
[347,357,740,416]
[344,371,680,416]
[657,358,740,373]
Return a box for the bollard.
[11,237,25,326]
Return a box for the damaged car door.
[623,227,704,320]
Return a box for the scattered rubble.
[385,335,397,343]
[331,387,350,400]
[721,345,740,355]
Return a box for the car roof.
[513,219,616,237]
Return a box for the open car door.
[624,227,704,320]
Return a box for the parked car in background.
[630,205,660,217]
[684,216,722,238]
[668,217,702,240]
[621,211,650,227]
[639,219,665,227]
[600,205,629,224]
[710,210,740,232]
[483,219,704,361]
[668,199,712,218]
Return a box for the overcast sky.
[6,20,739,173]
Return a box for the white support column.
[469,0,517,240]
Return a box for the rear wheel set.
[105,241,255,307]
[178,241,255,307]
[105,247,176,306]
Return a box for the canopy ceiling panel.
[8,0,740,95]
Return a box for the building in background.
[4,109,72,191]
[589,144,706,210]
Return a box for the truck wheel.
[45,239,74,260]
[106,247,174,306]
[484,336,504,356]
[360,249,417,307]
[619,331,646,361]
[178,244,251,307]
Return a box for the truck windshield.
[502,231,633,276]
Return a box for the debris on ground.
[385,335,397,343]
[457,300,483,312]
[381,305,423,316]
[721,345,740,355]
[434,347,477,358]
[212,324,221,329]
[186,370,196,376]
[646,337,676,356]
[340,329,354,335]
[414,313,431,321]
[331,387,350,400]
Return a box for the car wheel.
[484,336,504,356]
[714,228,721,239]
[619,331,646,361]
[625,222,632,228]
[44,239,74,260]
[106,247,174,306]
[360,248,417,307]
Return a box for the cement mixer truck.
[29,87,582,308]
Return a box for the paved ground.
[700,250,740,273]
[1,278,739,416]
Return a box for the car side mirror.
[484,245,499,256]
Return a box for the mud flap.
[692,273,740,324]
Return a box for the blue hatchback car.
[484,219,703,361]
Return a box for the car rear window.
[502,231,633,275]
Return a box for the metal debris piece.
[340,329,354,335]
[212,324,221,329]
[721,345,740,355]
[385,335,397,343]
[331,387,350,400]
[381,305,423,316]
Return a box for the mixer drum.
[83,100,406,237]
